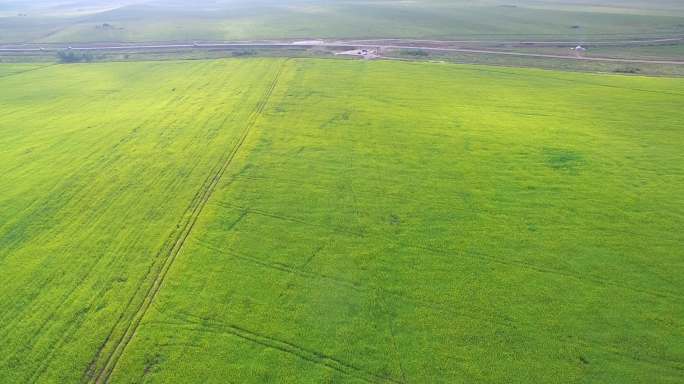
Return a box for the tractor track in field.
[191,240,684,374]
[86,60,287,384]
[213,202,683,301]
[154,309,405,384]
[24,64,223,384]
[80,99,229,383]
[0,65,212,344]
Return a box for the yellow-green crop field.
[1,58,683,383]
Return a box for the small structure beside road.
[335,48,379,59]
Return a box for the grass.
[1,58,683,383]
[386,48,684,77]
[0,62,49,77]
[588,44,684,60]
[0,58,285,383]
[2,0,684,44]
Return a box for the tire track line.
[212,203,682,301]
[154,313,403,384]
[193,239,683,374]
[25,64,221,384]
[81,63,232,383]
[89,60,287,384]
[207,322,403,384]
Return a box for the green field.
[2,0,684,44]
[1,57,683,383]
[0,62,49,76]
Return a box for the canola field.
[0,58,682,383]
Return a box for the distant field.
[1,0,684,44]
[1,58,682,383]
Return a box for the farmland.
[2,0,684,45]
[1,57,683,383]
[3,1,684,77]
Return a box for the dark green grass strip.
[87,60,287,384]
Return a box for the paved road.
[1,41,682,65]
[345,37,684,45]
